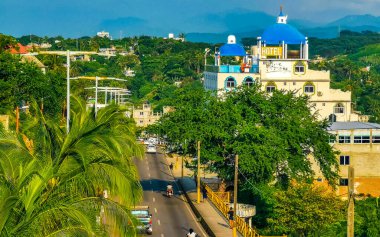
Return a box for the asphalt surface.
[135,151,207,237]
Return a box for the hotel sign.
[261,47,282,57]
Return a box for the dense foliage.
[0,99,144,236]
[152,84,339,187]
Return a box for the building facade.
[132,103,162,127]
[204,9,367,123]
[204,8,379,196]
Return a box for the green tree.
[267,184,345,237]
[0,98,144,236]
[155,85,339,187]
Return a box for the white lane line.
[154,208,157,213]
[148,173,151,178]
[147,166,150,171]
[176,183,207,237]
[157,219,161,226]
[153,197,155,202]
[161,234,164,237]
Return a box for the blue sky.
[0,0,379,37]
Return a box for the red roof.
[9,43,30,54]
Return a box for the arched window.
[243,77,254,87]
[225,77,236,89]
[334,103,344,114]
[266,82,276,93]
[304,82,315,94]
[329,114,337,122]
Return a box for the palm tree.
[0,97,144,236]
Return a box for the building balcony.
[205,65,259,73]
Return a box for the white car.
[146,144,157,153]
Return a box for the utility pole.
[347,166,355,237]
[66,50,70,134]
[197,141,201,203]
[233,154,238,237]
[16,106,19,133]
[95,76,98,117]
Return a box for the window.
[328,134,337,143]
[139,120,143,124]
[293,82,296,85]
[304,82,314,94]
[339,178,349,186]
[354,135,370,143]
[322,103,326,106]
[140,112,144,116]
[340,155,350,165]
[329,114,337,122]
[339,135,350,143]
[295,61,305,73]
[334,103,344,114]
[243,77,254,87]
[266,82,276,93]
[284,82,287,86]
[225,77,236,89]
[372,136,380,143]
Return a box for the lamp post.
[197,140,201,204]
[233,154,238,237]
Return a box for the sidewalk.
[165,153,240,237]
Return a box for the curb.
[177,179,216,237]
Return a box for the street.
[135,151,206,237]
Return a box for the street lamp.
[38,50,116,133]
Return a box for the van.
[131,206,152,235]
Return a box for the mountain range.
[183,12,380,44]
[98,10,380,44]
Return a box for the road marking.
[153,197,155,202]
[161,234,164,237]
[157,219,161,226]
[175,182,208,237]
[147,166,150,171]
[154,208,157,213]
[148,173,151,178]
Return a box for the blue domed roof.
[261,23,306,45]
[219,43,246,56]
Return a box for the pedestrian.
[186,228,197,237]
[202,186,207,202]
[169,162,173,171]
[228,207,234,229]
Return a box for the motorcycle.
[166,185,173,198]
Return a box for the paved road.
[135,151,206,237]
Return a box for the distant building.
[132,103,173,127]
[97,31,111,39]
[164,33,185,42]
[9,43,46,74]
[124,68,135,77]
[133,103,162,127]
[98,46,117,55]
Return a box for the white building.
[97,31,111,39]
[204,9,367,123]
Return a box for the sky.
[0,0,379,37]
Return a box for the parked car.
[131,206,152,235]
[146,144,157,153]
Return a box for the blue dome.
[261,23,306,45]
[219,43,246,56]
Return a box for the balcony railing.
[205,65,259,73]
